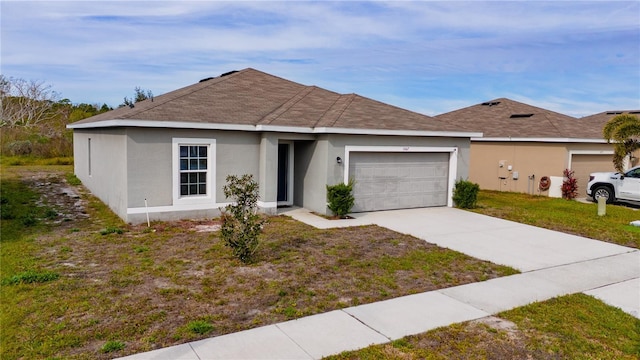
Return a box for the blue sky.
[2,1,639,117]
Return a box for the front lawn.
[471,190,640,248]
[0,166,517,359]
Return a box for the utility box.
[498,160,509,179]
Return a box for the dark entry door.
[277,143,289,203]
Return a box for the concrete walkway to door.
[118,207,639,360]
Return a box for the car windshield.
[625,168,640,178]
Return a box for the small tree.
[326,180,355,218]
[220,174,266,263]
[603,113,640,172]
[452,179,480,209]
[120,86,153,108]
[561,169,579,200]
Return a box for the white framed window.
[172,138,216,206]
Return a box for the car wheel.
[593,186,614,204]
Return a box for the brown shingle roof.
[435,98,585,138]
[576,110,640,139]
[72,68,464,133]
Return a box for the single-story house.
[68,68,480,224]
[435,98,637,196]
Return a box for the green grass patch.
[327,294,640,359]
[100,340,125,353]
[472,190,640,248]
[187,320,215,335]
[501,293,640,358]
[1,156,74,166]
[100,227,125,235]
[3,270,60,285]
[0,176,49,240]
[65,172,82,186]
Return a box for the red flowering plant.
[561,169,579,200]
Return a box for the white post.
[145,198,150,227]
[597,196,606,216]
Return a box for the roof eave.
[67,119,482,138]
[472,137,608,143]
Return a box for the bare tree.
[0,75,61,128]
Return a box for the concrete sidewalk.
[119,207,639,360]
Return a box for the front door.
[277,143,293,205]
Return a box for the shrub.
[326,180,355,218]
[562,169,579,200]
[7,140,33,156]
[220,174,266,263]
[453,179,480,209]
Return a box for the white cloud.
[2,1,638,114]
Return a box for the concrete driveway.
[350,207,634,272]
[284,206,639,317]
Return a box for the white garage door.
[349,152,450,212]
[571,154,616,194]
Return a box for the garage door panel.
[571,154,617,195]
[349,152,449,212]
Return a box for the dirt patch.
[21,170,89,226]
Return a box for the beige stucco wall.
[469,141,622,195]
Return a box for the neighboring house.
[435,98,633,196]
[68,68,480,224]
[578,110,640,173]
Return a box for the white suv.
[586,166,640,204]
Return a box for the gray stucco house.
[68,68,480,224]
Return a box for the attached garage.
[570,153,616,195]
[345,147,457,212]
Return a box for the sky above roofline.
[2,0,639,117]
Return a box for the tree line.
[1,74,638,169]
[0,75,151,158]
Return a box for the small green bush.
[326,180,355,218]
[100,340,125,353]
[187,320,214,335]
[453,179,480,209]
[220,174,266,263]
[7,140,33,156]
